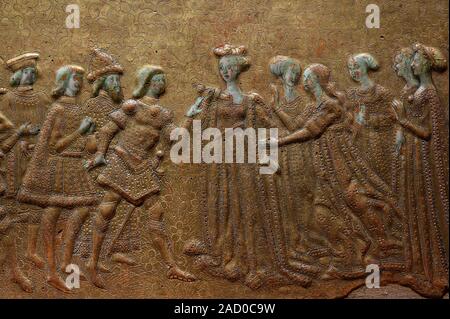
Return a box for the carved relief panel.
[0,0,448,299]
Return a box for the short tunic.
[97,97,169,206]
[0,86,49,198]
[18,96,98,208]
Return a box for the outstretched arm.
[278,127,313,146]
[1,122,40,154]
[182,86,218,130]
[273,108,304,131]
[278,103,339,146]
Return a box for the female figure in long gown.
[275,64,403,278]
[391,48,419,197]
[345,53,400,189]
[183,44,314,289]
[268,56,316,259]
[392,43,449,297]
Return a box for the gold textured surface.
[0,0,448,298]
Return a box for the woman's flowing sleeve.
[303,102,340,137]
[279,101,339,145]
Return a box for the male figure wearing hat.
[83,48,125,127]
[60,48,126,274]
[85,65,196,288]
[0,53,49,270]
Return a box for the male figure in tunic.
[61,48,129,273]
[86,65,196,288]
[1,110,39,292]
[0,53,49,270]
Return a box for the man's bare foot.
[98,261,111,273]
[167,266,196,282]
[26,252,45,269]
[111,253,137,266]
[47,274,72,293]
[12,270,33,293]
[90,270,107,289]
[87,259,111,273]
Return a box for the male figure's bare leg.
[26,224,45,269]
[41,207,70,292]
[3,234,33,292]
[62,207,90,271]
[88,191,121,288]
[146,200,196,282]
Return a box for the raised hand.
[391,99,405,122]
[18,122,40,136]
[186,96,204,118]
[83,153,107,171]
[78,117,94,135]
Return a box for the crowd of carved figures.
[0,43,448,297]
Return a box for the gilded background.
[0,0,448,298]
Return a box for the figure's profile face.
[219,56,240,82]
[393,54,406,78]
[347,58,365,82]
[150,73,166,96]
[283,65,300,87]
[20,67,37,86]
[302,69,317,92]
[104,74,123,102]
[67,72,83,96]
[411,51,428,76]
